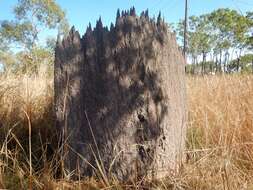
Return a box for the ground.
[0,68,253,189]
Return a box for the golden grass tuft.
[0,72,253,189]
[184,74,253,189]
[0,65,53,128]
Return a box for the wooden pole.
[183,0,188,59]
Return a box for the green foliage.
[0,47,54,74]
[176,8,253,74]
[0,21,35,48]
[190,15,213,54]
[14,0,65,28]
[209,8,251,50]
[228,54,253,73]
[0,0,69,74]
[0,32,8,51]
[0,0,69,50]
[16,47,54,74]
[45,36,57,51]
[246,11,253,49]
[0,51,18,72]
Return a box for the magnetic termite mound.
[54,8,186,181]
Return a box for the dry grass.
[184,74,253,189]
[0,71,253,189]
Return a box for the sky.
[0,0,253,42]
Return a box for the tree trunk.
[201,52,204,75]
[224,51,229,73]
[196,58,199,74]
[215,56,218,73]
[192,56,196,74]
[219,50,222,73]
[237,58,240,72]
[252,58,253,74]
[54,10,186,181]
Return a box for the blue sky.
[0,0,253,42]
[59,0,253,34]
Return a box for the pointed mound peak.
[60,8,168,47]
[144,9,149,18]
[130,6,136,16]
[87,22,92,31]
[96,16,103,29]
[69,25,76,35]
[116,9,120,19]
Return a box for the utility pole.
[183,0,188,59]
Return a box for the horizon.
[1,0,253,44]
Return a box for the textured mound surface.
[55,8,186,181]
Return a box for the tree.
[0,0,69,50]
[0,0,69,72]
[0,51,18,72]
[177,15,214,74]
[245,11,253,50]
[0,30,9,51]
[193,15,213,74]
[208,9,251,72]
[228,53,253,72]
[177,8,252,74]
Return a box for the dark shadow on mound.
[55,9,172,180]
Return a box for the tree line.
[0,1,252,75]
[175,8,253,74]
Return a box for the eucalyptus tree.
[245,12,253,49]
[177,14,214,74]
[170,8,252,74]
[187,16,201,73]
[246,11,253,72]
[0,0,69,50]
[208,9,251,72]
[195,15,214,74]
[0,0,69,72]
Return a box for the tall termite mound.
[54,8,186,181]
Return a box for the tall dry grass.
[0,71,253,189]
[0,65,53,128]
[184,74,253,189]
[0,65,55,189]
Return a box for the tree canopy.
[176,8,253,74]
[0,0,69,50]
[0,0,69,73]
